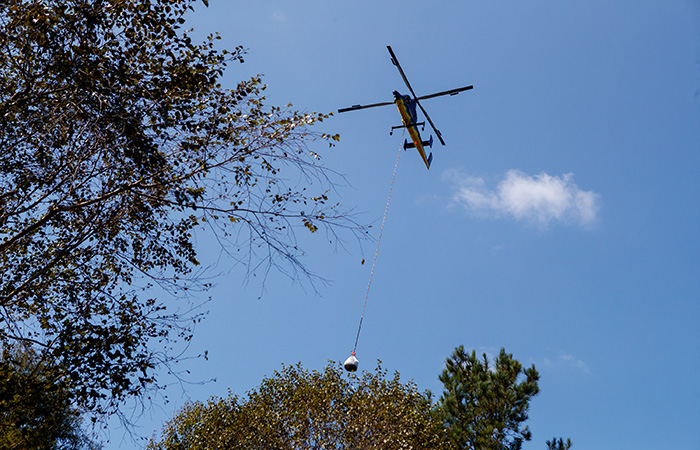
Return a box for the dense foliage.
[438,347,540,450]
[148,362,451,450]
[0,0,357,419]
[0,344,101,450]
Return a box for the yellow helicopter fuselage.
[394,94,433,170]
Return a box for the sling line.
[352,135,403,354]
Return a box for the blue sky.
[108,1,700,449]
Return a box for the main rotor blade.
[388,45,447,145]
[338,100,395,113]
[417,85,473,101]
[387,46,419,100]
[416,100,446,146]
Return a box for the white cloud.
[445,169,600,228]
[543,353,590,374]
[560,354,590,374]
[271,9,287,22]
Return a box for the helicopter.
[338,46,473,170]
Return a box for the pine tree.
[546,437,572,450]
[438,346,540,450]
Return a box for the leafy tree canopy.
[438,346,540,450]
[148,362,451,450]
[0,343,101,450]
[0,0,358,419]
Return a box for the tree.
[0,343,101,450]
[438,346,540,450]
[0,0,359,420]
[545,437,572,450]
[148,362,452,450]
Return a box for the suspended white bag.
[344,353,359,372]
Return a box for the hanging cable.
[352,136,404,355]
